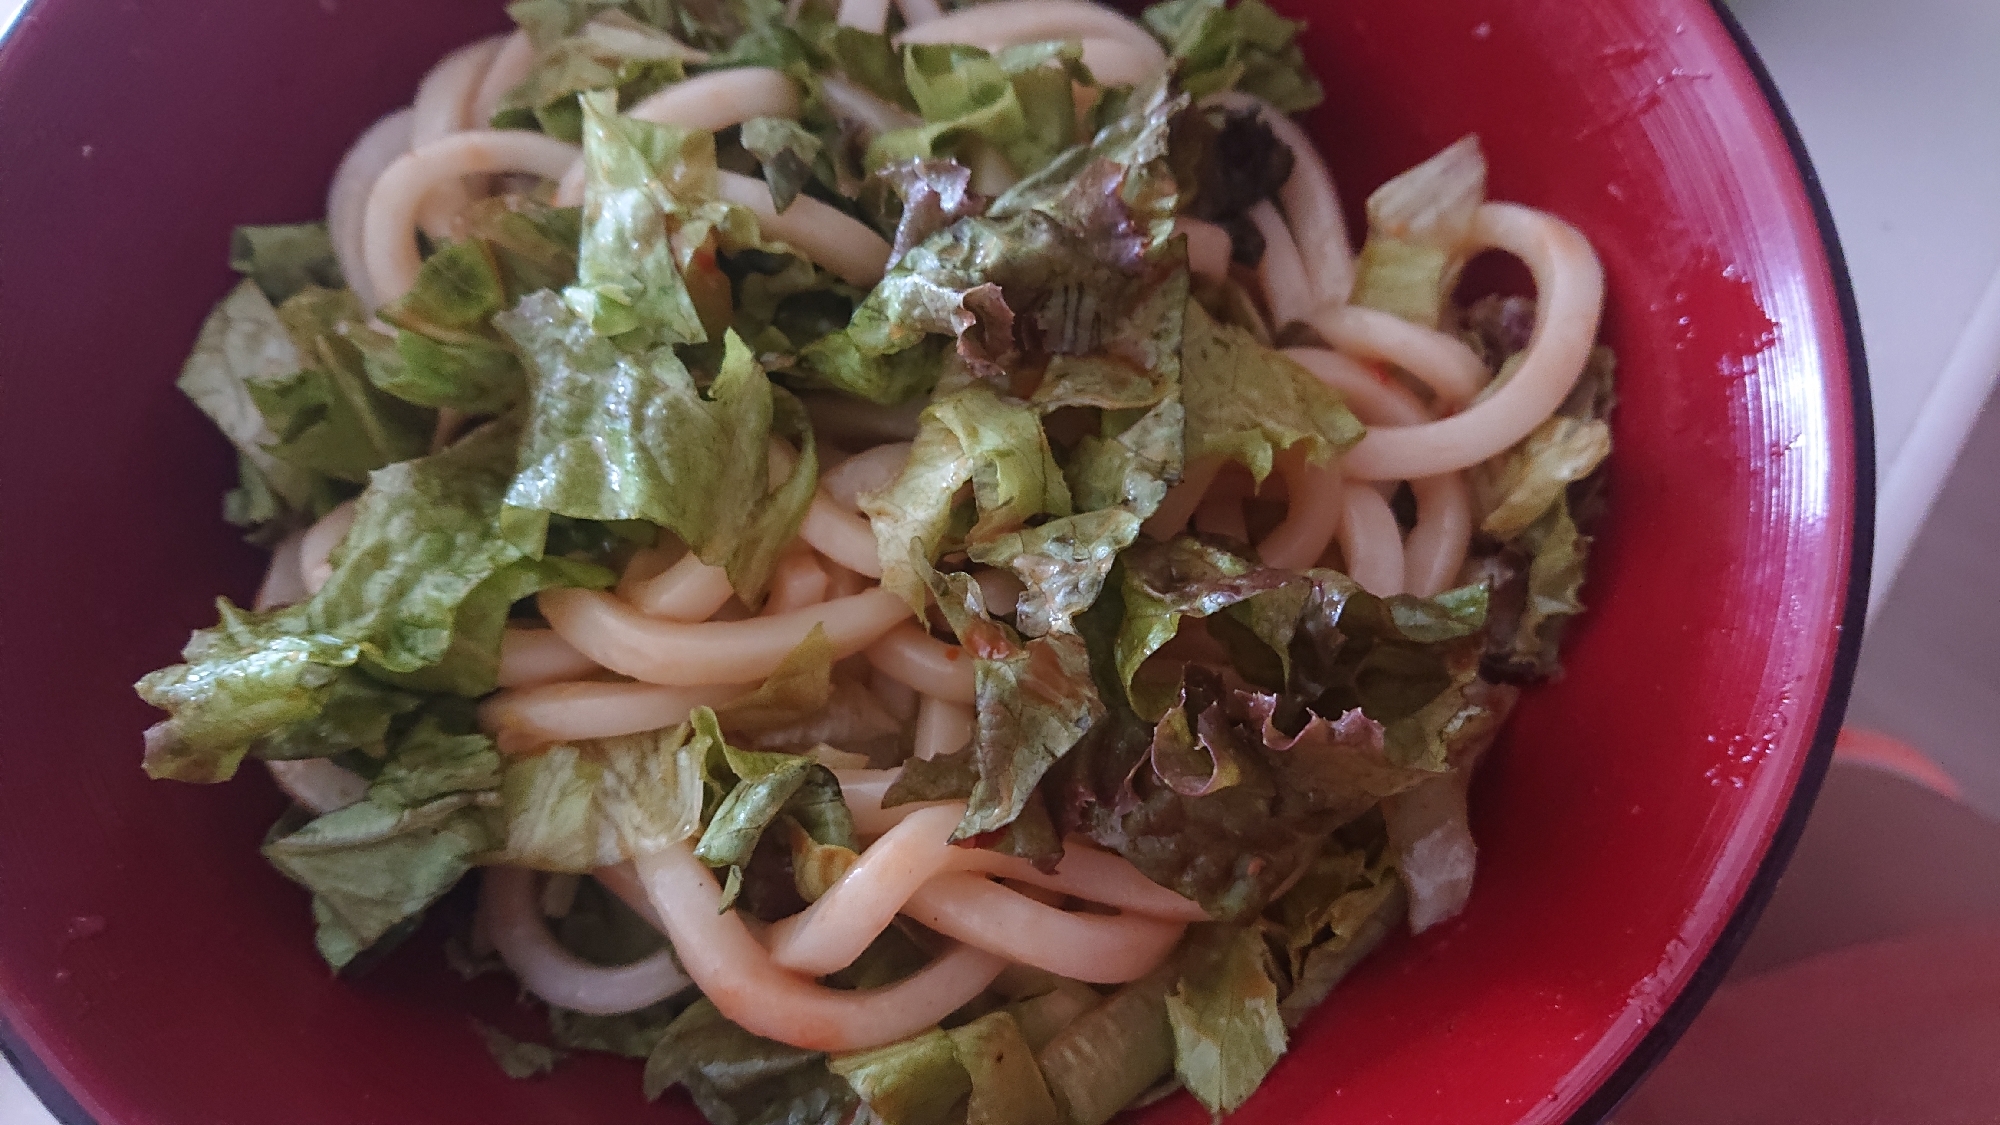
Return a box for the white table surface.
[3,0,1997,1119]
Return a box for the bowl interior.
[0,1,1863,1123]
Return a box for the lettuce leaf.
[1269,853,1403,1027]
[830,1011,1060,1125]
[230,222,343,304]
[866,42,1088,181]
[862,384,1070,609]
[968,509,1142,637]
[493,11,692,141]
[498,721,709,872]
[263,719,504,969]
[137,422,599,782]
[1113,537,1300,719]
[1180,300,1363,485]
[1178,106,1294,267]
[694,713,858,907]
[741,116,825,212]
[175,279,345,534]
[1165,923,1287,1116]
[475,1021,566,1079]
[500,293,810,602]
[924,566,1103,847]
[1141,0,1321,112]
[255,286,434,483]
[643,998,860,1125]
[1348,136,1486,330]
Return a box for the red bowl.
[0,0,1868,1122]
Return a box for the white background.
[3,0,1997,1117]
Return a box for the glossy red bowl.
[0,1,1868,1122]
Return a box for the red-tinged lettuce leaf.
[642,997,861,1125]
[1113,537,1301,719]
[876,157,987,268]
[1164,923,1288,1116]
[1141,0,1322,112]
[924,566,1104,848]
[1177,107,1293,267]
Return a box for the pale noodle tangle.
[273,0,1608,1055]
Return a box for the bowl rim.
[0,0,1876,1121]
[1555,2,1875,1118]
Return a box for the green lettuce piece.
[1140,0,1322,112]
[1475,415,1611,539]
[263,738,499,972]
[741,116,825,212]
[866,42,1087,181]
[862,384,1069,610]
[693,709,859,898]
[175,280,344,533]
[493,11,692,141]
[830,1011,1060,1125]
[1181,300,1363,485]
[1165,924,1287,1116]
[253,287,434,484]
[230,222,343,304]
[1035,965,1177,1125]
[643,998,861,1125]
[552,873,674,966]
[501,293,810,601]
[1348,136,1486,330]
[475,1021,566,1079]
[924,567,1103,846]
[498,722,709,872]
[713,625,836,735]
[137,422,593,782]
[550,1000,685,1060]
[567,90,717,349]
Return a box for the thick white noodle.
[1338,483,1406,596]
[894,0,946,25]
[542,587,912,685]
[800,495,886,578]
[478,680,750,754]
[326,109,414,311]
[763,552,831,615]
[254,529,309,611]
[822,442,911,509]
[818,75,923,135]
[362,130,580,306]
[1250,201,1314,329]
[410,36,508,237]
[1285,346,1473,594]
[1176,217,1233,282]
[833,767,945,835]
[899,0,1165,69]
[1258,452,1343,570]
[865,623,976,703]
[266,759,369,814]
[1313,303,1489,407]
[1335,203,1605,480]
[837,0,892,32]
[552,69,804,205]
[902,875,1185,983]
[297,499,358,596]
[635,841,1009,1052]
[1204,91,1356,307]
[468,30,535,129]
[496,627,601,688]
[627,553,737,620]
[765,804,1196,982]
[717,171,891,288]
[1074,36,1167,86]
[481,866,691,1015]
[913,696,974,760]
